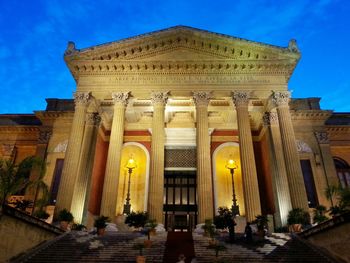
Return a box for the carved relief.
[193,91,211,107]
[74,92,91,106]
[53,140,68,153]
[1,144,16,156]
[111,92,130,106]
[296,140,313,153]
[232,91,250,107]
[151,91,169,106]
[315,131,329,144]
[272,91,290,107]
[64,41,78,56]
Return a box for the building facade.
[1,26,350,230]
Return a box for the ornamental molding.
[0,126,39,133]
[314,131,329,144]
[71,60,295,76]
[296,140,313,153]
[291,110,332,121]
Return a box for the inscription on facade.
[79,75,276,86]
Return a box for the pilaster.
[193,91,213,223]
[71,113,101,224]
[100,92,129,220]
[232,91,261,222]
[272,91,308,210]
[55,92,91,214]
[148,91,168,223]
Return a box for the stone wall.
[0,206,61,262]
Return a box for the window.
[300,160,318,208]
[334,158,350,188]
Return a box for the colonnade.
[55,90,310,225]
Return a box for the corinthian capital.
[232,91,250,107]
[263,112,278,126]
[151,91,169,106]
[193,91,211,107]
[86,113,101,126]
[315,131,329,144]
[112,92,130,106]
[74,92,91,106]
[272,91,290,107]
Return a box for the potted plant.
[33,209,50,220]
[202,219,217,245]
[214,207,236,243]
[94,215,110,236]
[72,223,87,231]
[125,211,148,230]
[133,242,146,263]
[58,208,74,230]
[143,219,157,247]
[313,205,328,224]
[287,208,310,232]
[253,215,269,237]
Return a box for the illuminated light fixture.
[225,156,240,216]
[123,155,137,215]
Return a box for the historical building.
[1,26,349,231]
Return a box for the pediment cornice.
[65,26,300,81]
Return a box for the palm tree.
[0,156,47,216]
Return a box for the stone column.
[71,113,101,224]
[232,91,261,222]
[193,91,214,223]
[272,91,308,210]
[55,92,91,213]
[100,92,129,220]
[148,91,168,223]
[263,112,292,227]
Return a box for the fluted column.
[263,112,292,227]
[71,113,101,224]
[100,92,129,220]
[232,91,261,222]
[148,91,168,223]
[55,92,91,214]
[193,91,213,223]
[272,91,308,210]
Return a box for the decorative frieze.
[296,140,313,153]
[272,91,290,107]
[193,91,211,107]
[111,92,130,106]
[53,140,68,153]
[314,131,329,144]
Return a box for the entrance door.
[164,171,197,231]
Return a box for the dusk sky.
[0,0,349,113]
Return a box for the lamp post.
[123,156,137,215]
[226,157,239,216]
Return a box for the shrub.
[58,209,74,222]
[287,208,310,225]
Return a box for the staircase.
[163,232,195,263]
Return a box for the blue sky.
[0,0,349,113]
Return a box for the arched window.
[334,157,350,188]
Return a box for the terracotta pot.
[144,239,152,248]
[97,228,106,236]
[209,239,218,246]
[136,255,146,263]
[60,221,69,231]
[289,224,302,233]
[149,229,156,236]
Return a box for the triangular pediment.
[64,26,300,80]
